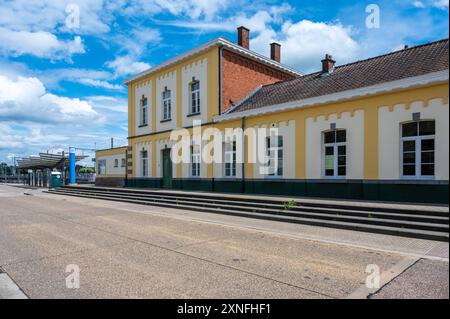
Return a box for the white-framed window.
[191,144,201,177]
[224,141,237,177]
[121,158,126,167]
[190,81,200,114]
[323,129,347,178]
[267,136,283,177]
[401,120,435,179]
[162,88,171,121]
[98,160,106,175]
[114,159,119,168]
[140,95,148,126]
[141,149,148,177]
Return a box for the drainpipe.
[218,45,223,115]
[241,116,246,193]
[125,149,128,187]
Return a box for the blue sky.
[0,0,448,165]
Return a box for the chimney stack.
[321,54,336,74]
[270,42,281,63]
[237,26,250,49]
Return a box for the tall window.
[401,120,435,178]
[191,144,201,177]
[323,129,346,178]
[141,149,148,177]
[121,158,126,167]
[267,136,283,177]
[224,141,237,177]
[162,88,171,120]
[190,81,200,114]
[140,95,148,126]
[114,159,119,168]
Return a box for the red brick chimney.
[237,26,250,49]
[321,54,336,74]
[270,43,281,63]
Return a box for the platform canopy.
[17,153,88,170]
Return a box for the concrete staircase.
[46,186,449,242]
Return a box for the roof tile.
[231,39,449,113]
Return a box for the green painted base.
[124,178,449,204]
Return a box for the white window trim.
[265,136,283,178]
[400,127,435,180]
[322,130,347,179]
[140,96,148,126]
[190,81,201,115]
[191,144,201,178]
[162,89,172,121]
[223,141,237,178]
[141,150,149,177]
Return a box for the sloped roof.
[124,37,301,84]
[229,39,449,114]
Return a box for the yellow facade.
[127,68,448,180]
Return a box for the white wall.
[134,141,152,177]
[156,71,177,132]
[134,80,152,136]
[97,154,126,176]
[379,98,449,180]
[252,120,296,179]
[181,58,208,128]
[306,110,365,179]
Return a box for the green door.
[162,149,172,188]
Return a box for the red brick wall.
[221,49,295,113]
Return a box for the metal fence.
[0,172,96,188]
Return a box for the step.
[46,190,449,242]
[47,190,449,235]
[63,186,449,216]
[53,188,449,223]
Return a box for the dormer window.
[190,79,200,115]
[140,95,148,126]
[162,87,172,121]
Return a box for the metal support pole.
[69,147,76,185]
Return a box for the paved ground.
[0,185,448,299]
[370,259,449,299]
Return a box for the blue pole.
[69,147,76,185]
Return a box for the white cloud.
[125,0,231,20]
[0,27,85,62]
[0,74,101,124]
[37,67,122,91]
[413,1,426,8]
[0,0,112,35]
[433,0,449,9]
[249,20,359,73]
[106,56,151,78]
[77,78,124,90]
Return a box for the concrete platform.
[0,185,448,299]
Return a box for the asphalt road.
[0,185,448,299]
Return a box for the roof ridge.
[258,38,449,90]
[333,38,449,70]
